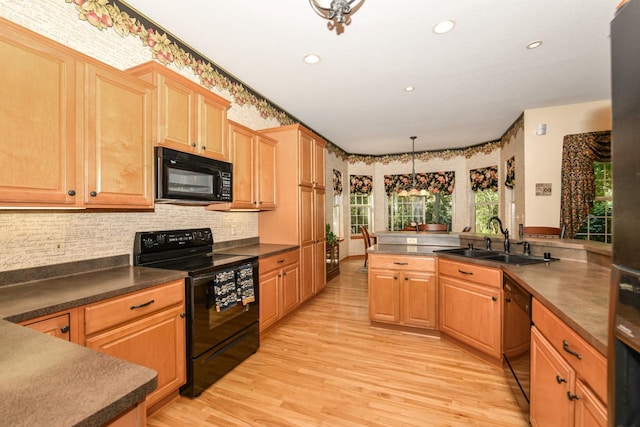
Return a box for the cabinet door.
[158,75,195,151]
[255,135,277,209]
[369,269,399,323]
[259,269,280,332]
[574,378,607,427]
[22,313,71,341]
[299,186,314,246]
[84,64,153,208]
[197,94,227,160]
[313,139,326,189]
[85,306,186,409]
[402,271,437,329]
[298,131,314,187]
[228,122,255,209]
[314,240,326,293]
[281,263,300,315]
[299,242,315,302]
[0,28,78,205]
[439,276,502,358]
[530,326,574,427]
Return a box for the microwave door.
[161,160,215,202]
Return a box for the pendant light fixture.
[398,136,428,197]
[309,0,363,27]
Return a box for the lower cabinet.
[368,254,437,330]
[82,279,186,412]
[438,258,502,360]
[530,298,607,427]
[259,249,300,333]
[20,309,77,342]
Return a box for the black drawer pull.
[556,375,567,384]
[393,262,408,265]
[277,259,285,264]
[60,325,70,334]
[567,392,580,401]
[458,269,473,275]
[562,340,582,360]
[130,299,155,310]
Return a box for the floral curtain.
[505,157,515,188]
[333,169,343,196]
[560,131,611,238]
[350,175,373,195]
[470,166,498,192]
[383,172,455,196]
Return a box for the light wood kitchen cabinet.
[20,308,79,343]
[217,120,277,210]
[258,249,300,333]
[530,298,607,427]
[0,20,153,209]
[127,61,230,161]
[438,258,502,360]
[82,279,186,412]
[259,125,326,302]
[368,254,437,330]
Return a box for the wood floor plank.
[148,258,529,427]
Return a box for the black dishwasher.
[503,274,532,414]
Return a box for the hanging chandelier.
[309,0,363,27]
[398,136,429,197]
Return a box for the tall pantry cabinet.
[259,125,327,302]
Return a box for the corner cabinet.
[20,308,79,343]
[259,125,326,302]
[530,299,607,427]
[82,280,186,412]
[127,61,230,161]
[0,19,154,208]
[438,258,502,360]
[212,120,277,210]
[368,254,437,330]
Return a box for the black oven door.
[187,261,259,358]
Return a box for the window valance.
[350,175,373,196]
[383,172,455,197]
[470,166,498,192]
[333,169,343,196]
[505,157,515,188]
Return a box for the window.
[387,193,453,231]
[470,166,499,233]
[474,189,499,233]
[574,161,613,243]
[349,174,373,235]
[332,194,342,238]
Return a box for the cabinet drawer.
[84,279,184,335]
[532,298,607,404]
[260,249,299,273]
[369,254,435,272]
[438,258,501,288]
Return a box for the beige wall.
[523,100,611,227]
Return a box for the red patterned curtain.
[333,169,343,196]
[560,131,611,238]
[383,172,455,196]
[469,166,498,192]
[350,175,373,195]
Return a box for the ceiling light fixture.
[303,54,321,64]
[398,136,428,197]
[526,40,543,49]
[309,0,363,27]
[404,86,415,92]
[433,20,456,35]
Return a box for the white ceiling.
[122,0,618,155]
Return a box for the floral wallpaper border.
[63,1,524,165]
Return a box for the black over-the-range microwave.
[155,147,233,204]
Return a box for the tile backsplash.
[0,205,257,271]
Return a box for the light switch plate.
[406,237,418,244]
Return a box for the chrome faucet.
[487,216,510,253]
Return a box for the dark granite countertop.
[369,244,610,356]
[215,243,299,258]
[0,256,187,426]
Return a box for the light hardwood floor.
[148,258,529,427]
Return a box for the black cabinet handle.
[277,259,285,264]
[60,325,70,334]
[505,297,512,303]
[567,392,580,401]
[201,146,206,150]
[556,375,567,384]
[562,340,582,360]
[179,312,186,318]
[492,296,498,301]
[90,191,97,197]
[191,143,196,147]
[68,190,76,196]
[393,276,398,280]
[130,299,155,310]
[458,269,473,275]
[404,277,409,281]
[393,262,408,265]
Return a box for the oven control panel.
[134,228,213,254]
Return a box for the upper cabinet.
[0,18,153,209]
[127,61,230,161]
[298,129,325,189]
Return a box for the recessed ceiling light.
[303,54,321,64]
[526,40,543,49]
[433,20,455,35]
[404,86,415,92]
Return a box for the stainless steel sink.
[434,247,558,265]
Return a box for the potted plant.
[326,224,338,246]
